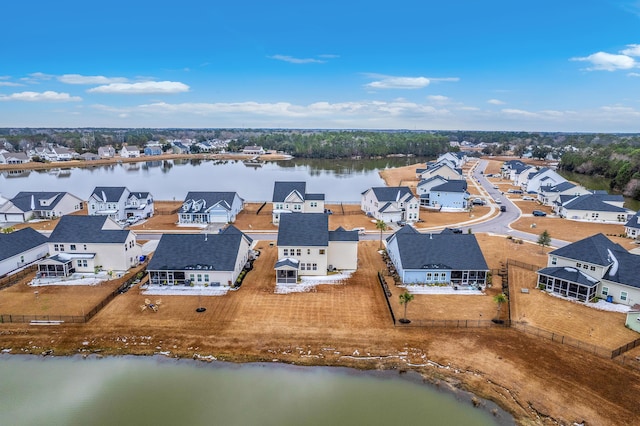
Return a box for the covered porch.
[37,255,75,277]
[537,267,599,302]
[275,258,299,284]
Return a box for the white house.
[523,167,566,193]
[37,215,141,277]
[428,180,469,210]
[416,163,464,181]
[146,225,253,288]
[360,186,419,223]
[537,182,590,206]
[271,181,325,224]
[437,152,466,168]
[98,145,116,158]
[242,145,265,155]
[537,233,640,306]
[0,227,48,277]
[120,145,141,158]
[558,193,632,223]
[0,151,30,164]
[416,176,448,207]
[0,192,84,223]
[88,187,154,222]
[274,213,358,284]
[178,192,244,225]
[625,212,640,239]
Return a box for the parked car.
[532,210,547,217]
[522,196,535,201]
[495,199,502,204]
[508,189,523,194]
[397,220,407,227]
[351,227,366,235]
[450,228,463,234]
[472,198,486,206]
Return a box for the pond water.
[0,355,510,426]
[0,157,421,202]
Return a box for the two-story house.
[271,181,325,224]
[178,192,244,225]
[120,145,141,158]
[88,187,154,222]
[0,191,84,223]
[98,145,116,158]
[360,186,419,223]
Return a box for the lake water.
[0,157,420,202]
[0,355,508,426]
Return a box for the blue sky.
[1,0,640,132]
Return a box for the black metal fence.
[0,266,37,290]
[377,271,395,325]
[396,319,511,328]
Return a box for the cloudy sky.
[1,0,640,132]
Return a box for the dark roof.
[147,228,250,271]
[10,192,76,212]
[562,194,627,213]
[588,191,624,203]
[625,213,640,230]
[329,227,359,242]
[128,191,150,199]
[541,181,576,193]
[0,227,48,261]
[49,216,130,244]
[181,192,240,213]
[537,266,599,288]
[272,181,307,202]
[389,231,488,270]
[417,176,447,187]
[274,258,299,269]
[306,193,325,201]
[550,233,624,266]
[277,213,328,247]
[431,180,468,193]
[368,186,414,202]
[603,249,640,289]
[91,187,127,202]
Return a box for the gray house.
[0,227,48,277]
[0,191,84,222]
[178,191,244,225]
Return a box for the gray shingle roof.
[277,213,328,247]
[389,231,488,270]
[537,266,599,287]
[431,180,468,193]
[272,181,306,202]
[306,193,325,201]
[417,176,446,187]
[181,192,240,213]
[369,186,414,202]
[550,233,624,266]
[49,216,130,244]
[0,227,48,261]
[10,192,74,212]
[562,194,627,213]
[540,181,576,193]
[603,249,640,289]
[329,227,359,242]
[90,187,127,202]
[625,213,640,230]
[147,227,249,271]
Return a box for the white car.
[522,196,535,201]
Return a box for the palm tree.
[493,293,508,320]
[399,291,414,323]
[375,219,387,250]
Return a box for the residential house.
[624,212,640,239]
[523,167,566,193]
[242,145,265,155]
[436,152,466,168]
[0,227,48,277]
[0,151,30,164]
[537,181,589,206]
[271,181,325,224]
[37,215,141,277]
[0,191,84,222]
[79,152,100,161]
[49,146,76,161]
[98,145,116,158]
[146,225,253,288]
[416,176,448,207]
[558,193,631,223]
[360,186,419,223]
[88,187,154,222]
[171,142,191,154]
[537,233,640,306]
[120,145,141,158]
[274,213,358,284]
[428,180,469,210]
[416,162,464,181]
[144,144,163,156]
[385,226,489,286]
[178,191,244,225]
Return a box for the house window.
[590,266,596,271]
[583,264,588,269]
[307,249,311,255]
[296,249,301,256]
[601,287,609,296]
[426,272,432,281]
[294,204,301,211]
[83,244,87,250]
[310,202,317,207]
[70,244,76,251]
[319,249,325,255]
[283,249,289,256]
[621,291,628,302]
[20,255,24,263]
[312,263,317,271]
[76,260,87,268]
[576,263,581,268]
[189,274,195,282]
[301,263,306,271]
[551,257,557,265]
[204,275,209,282]
[441,272,446,280]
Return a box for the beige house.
[0,191,84,223]
[360,186,419,223]
[271,181,325,224]
[274,213,358,284]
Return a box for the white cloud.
[20,72,54,83]
[487,99,505,105]
[621,44,640,56]
[0,81,22,87]
[0,91,82,102]
[269,55,326,64]
[501,108,538,117]
[629,72,640,77]
[571,51,636,71]
[428,95,450,103]
[87,81,190,94]
[58,74,129,85]
[366,76,431,90]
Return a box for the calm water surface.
[0,355,508,426]
[0,158,421,202]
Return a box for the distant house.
[436,152,466,168]
[242,145,265,155]
[416,163,464,181]
[171,142,190,154]
[537,181,589,206]
[360,186,419,223]
[385,226,489,286]
[625,212,640,239]
[271,181,325,224]
[274,213,358,284]
[49,146,76,161]
[79,152,100,161]
[0,192,84,223]
[523,168,566,193]
[416,176,448,207]
[98,145,116,158]
[558,193,631,223]
[428,180,469,210]
[88,187,154,222]
[0,151,30,165]
[37,215,141,277]
[144,144,163,156]
[537,233,640,305]
[120,145,141,158]
[146,226,253,288]
[0,227,48,277]
[178,192,244,225]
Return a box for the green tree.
[493,293,508,320]
[375,219,387,249]
[399,291,414,323]
[537,230,551,254]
